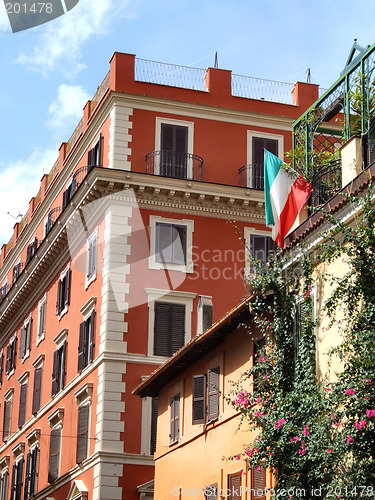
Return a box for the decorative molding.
[48,408,64,428]
[26,428,41,447]
[80,297,97,318]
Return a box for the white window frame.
[155,117,194,179]
[145,289,196,357]
[85,228,98,290]
[246,131,284,188]
[0,456,9,500]
[37,294,47,346]
[149,215,194,274]
[197,295,213,336]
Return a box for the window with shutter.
[37,298,46,344]
[29,446,39,498]
[3,398,12,441]
[192,367,220,425]
[32,367,42,415]
[78,312,95,372]
[51,342,66,396]
[228,473,241,499]
[26,239,37,264]
[76,404,90,463]
[205,483,217,500]
[250,235,276,267]
[192,375,206,424]
[20,320,31,360]
[154,302,185,357]
[150,396,158,454]
[87,234,97,282]
[0,470,8,500]
[48,428,61,483]
[87,134,102,169]
[250,136,279,190]
[169,394,180,443]
[18,382,28,428]
[0,352,3,386]
[252,468,266,499]
[13,457,24,500]
[56,267,71,316]
[6,337,17,375]
[160,124,188,178]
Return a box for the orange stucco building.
[0,52,319,500]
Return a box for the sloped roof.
[133,295,253,398]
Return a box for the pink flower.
[366,378,372,385]
[290,436,300,443]
[364,397,369,401]
[258,356,265,363]
[256,466,262,472]
[346,434,354,444]
[275,418,286,429]
[303,425,310,436]
[299,445,306,455]
[264,375,268,380]
[326,449,333,453]
[236,454,241,460]
[253,411,265,419]
[345,388,355,396]
[324,387,331,392]
[366,409,375,417]
[256,396,261,404]
[354,420,367,430]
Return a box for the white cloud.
[47,84,90,131]
[0,149,58,247]
[17,0,124,76]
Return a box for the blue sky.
[0,0,374,246]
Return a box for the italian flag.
[264,150,312,249]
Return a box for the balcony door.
[160,124,188,179]
[251,136,278,189]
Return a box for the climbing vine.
[228,185,375,499]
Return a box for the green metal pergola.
[293,40,375,177]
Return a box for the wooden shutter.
[38,301,46,339]
[32,367,42,414]
[192,374,206,424]
[60,342,66,390]
[87,237,97,279]
[25,321,31,356]
[229,473,241,499]
[5,345,10,375]
[12,338,17,372]
[205,483,217,500]
[170,394,180,443]
[150,396,158,454]
[0,469,8,500]
[62,189,70,210]
[18,383,28,428]
[10,463,16,500]
[88,311,95,364]
[87,148,94,167]
[3,399,11,441]
[170,304,185,355]
[95,134,102,167]
[207,367,220,421]
[64,269,71,307]
[51,350,58,397]
[48,428,61,483]
[19,327,26,359]
[24,451,31,500]
[76,404,89,464]
[154,302,171,356]
[29,446,39,497]
[202,298,213,333]
[0,352,3,386]
[15,457,24,500]
[56,280,62,315]
[252,468,266,499]
[77,321,86,372]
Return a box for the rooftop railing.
[231,74,294,104]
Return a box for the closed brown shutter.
[48,428,61,483]
[87,237,97,279]
[64,269,71,307]
[192,374,206,424]
[252,468,266,499]
[10,463,16,500]
[154,302,170,356]
[205,483,217,500]
[76,404,89,463]
[60,342,66,390]
[15,457,24,500]
[24,451,31,500]
[0,352,3,386]
[88,311,95,364]
[5,345,10,374]
[51,349,58,397]
[3,399,12,441]
[56,280,63,315]
[18,383,28,428]
[19,327,26,359]
[170,394,180,443]
[207,367,219,421]
[25,321,31,356]
[150,396,158,454]
[77,321,86,372]
[38,301,46,339]
[29,446,39,497]
[171,304,185,354]
[229,473,241,499]
[32,367,42,414]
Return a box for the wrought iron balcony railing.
[238,163,264,190]
[311,159,342,209]
[145,151,203,181]
[45,206,63,236]
[62,165,94,209]
[12,262,26,285]
[0,284,10,305]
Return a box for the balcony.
[311,159,342,209]
[45,206,63,236]
[12,262,25,285]
[238,164,264,190]
[145,151,203,181]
